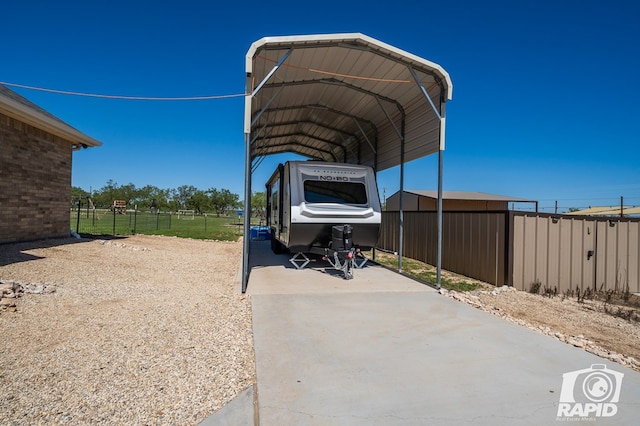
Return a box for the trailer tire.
[271,236,283,254]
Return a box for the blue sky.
[2,0,638,212]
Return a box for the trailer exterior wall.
[267,161,381,253]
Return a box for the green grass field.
[70,210,259,241]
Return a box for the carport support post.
[242,48,293,292]
[436,149,443,289]
[242,74,253,293]
[398,121,405,273]
[408,67,445,289]
[242,132,251,293]
[375,96,406,273]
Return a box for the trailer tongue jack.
[323,249,354,280]
[322,224,368,279]
[289,224,370,279]
[325,224,355,279]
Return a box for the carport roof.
[244,33,452,171]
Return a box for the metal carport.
[242,33,453,292]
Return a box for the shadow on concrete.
[249,239,377,278]
[247,240,425,296]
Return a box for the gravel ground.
[0,235,254,425]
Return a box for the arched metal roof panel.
[244,33,452,171]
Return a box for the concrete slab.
[198,386,255,426]
[249,242,640,425]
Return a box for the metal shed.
[242,33,453,291]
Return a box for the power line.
[0,81,246,101]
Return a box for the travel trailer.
[266,161,381,278]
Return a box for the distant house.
[386,190,537,212]
[0,84,101,243]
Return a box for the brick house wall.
[0,112,73,243]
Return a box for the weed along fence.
[378,211,640,293]
[70,200,246,240]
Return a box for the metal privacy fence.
[378,211,640,292]
[379,211,508,286]
[510,212,640,293]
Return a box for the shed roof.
[0,84,101,149]
[245,33,452,171]
[392,190,535,203]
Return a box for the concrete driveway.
[208,240,640,425]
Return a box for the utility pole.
[382,187,386,211]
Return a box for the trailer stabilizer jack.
[289,252,310,270]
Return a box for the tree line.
[72,180,266,217]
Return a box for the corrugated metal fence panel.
[512,215,595,292]
[557,217,572,290]
[511,214,638,293]
[630,222,640,293]
[409,211,437,264]
[378,211,399,252]
[379,211,506,285]
[596,221,612,290]
[454,212,505,284]
[513,214,537,290]
[574,219,595,293]
[595,220,640,293]
[546,217,561,290]
[558,217,592,292]
[512,215,524,289]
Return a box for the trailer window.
[303,180,367,204]
[271,177,279,210]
